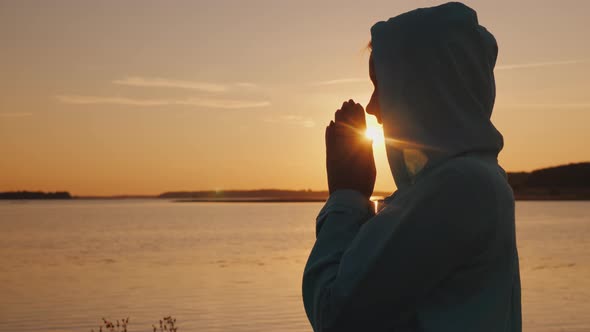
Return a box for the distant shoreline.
[1,196,589,202]
[0,191,72,200]
[174,198,329,203]
[2,162,589,201]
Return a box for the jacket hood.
[370,2,503,190]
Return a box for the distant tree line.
[2,163,588,201]
[0,191,72,199]
[507,162,590,200]
[159,189,329,199]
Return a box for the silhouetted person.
[302,3,521,331]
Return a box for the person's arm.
[302,169,494,331]
[302,189,374,331]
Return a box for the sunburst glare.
[365,123,385,146]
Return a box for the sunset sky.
[1,0,589,196]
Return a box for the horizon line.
[3,161,588,197]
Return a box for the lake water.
[0,200,588,331]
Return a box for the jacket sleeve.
[302,171,494,331]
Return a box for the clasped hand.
[326,99,376,198]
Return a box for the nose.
[366,94,382,124]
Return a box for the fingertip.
[327,121,336,132]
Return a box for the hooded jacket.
[302,3,521,331]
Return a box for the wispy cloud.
[496,59,589,70]
[112,76,228,92]
[56,95,270,109]
[310,78,367,86]
[113,77,263,92]
[501,103,590,109]
[56,95,169,106]
[0,112,33,117]
[234,82,258,88]
[264,115,315,128]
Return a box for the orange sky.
[1,0,589,196]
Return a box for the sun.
[365,123,385,145]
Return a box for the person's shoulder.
[413,156,510,240]
[415,155,513,212]
[429,156,507,191]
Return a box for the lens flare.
[365,124,385,145]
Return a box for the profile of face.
[366,54,382,124]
